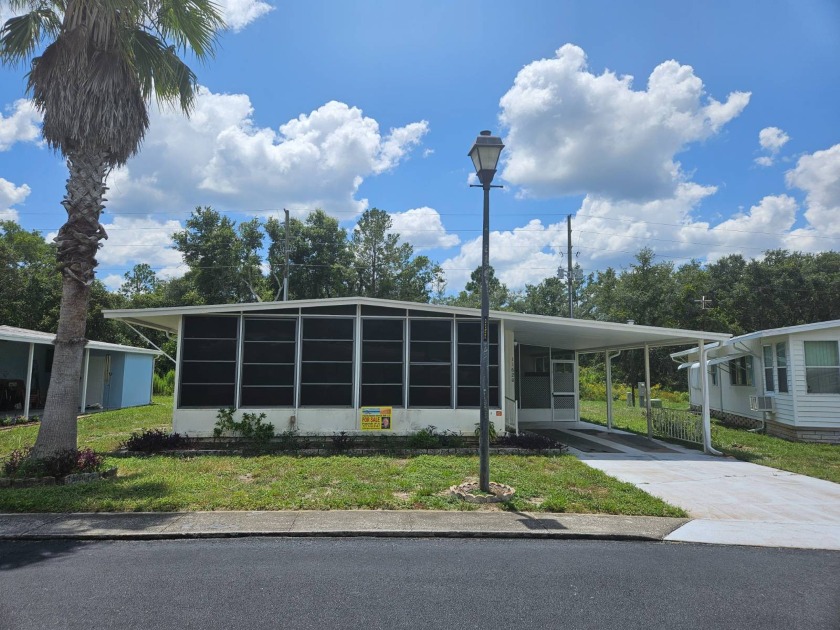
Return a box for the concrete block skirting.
[691,405,840,444]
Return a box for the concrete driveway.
[542,424,840,550]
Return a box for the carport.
[0,325,160,419]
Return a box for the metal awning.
[103,296,731,353]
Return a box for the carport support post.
[23,342,34,419]
[698,340,722,456]
[79,348,90,414]
[644,344,652,438]
[605,350,613,431]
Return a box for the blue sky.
[2,0,839,293]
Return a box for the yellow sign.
[361,406,393,431]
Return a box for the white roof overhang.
[0,325,161,355]
[103,297,730,353]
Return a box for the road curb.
[0,530,669,542]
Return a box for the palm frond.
[150,0,223,58]
[127,28,197,111]
[0,9,62,64]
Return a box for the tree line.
[3,213,838,388]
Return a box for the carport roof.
[0,325,161,355]
[103,297,730,353]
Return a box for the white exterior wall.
[788,329,840,428]
[688,327,840,429]
[173,406,502,437]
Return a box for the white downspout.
[23,342,34,419]
[699,339,722,456]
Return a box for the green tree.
[172,207,254,305]
[351,208,442,302]
[1,0,223,456]
[118,263,160,299]
[0,221,62,332]
[442,265,512,310]
[266,210,354,300]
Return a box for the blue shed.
[0,325,160,419]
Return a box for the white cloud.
[216,0,273,31]
[0,99,41,151]
[441,219,565,290]
[0,177,30,222]
[107,90,429,220]
[754,126,790,167]
[440,185,823,291]
[389,207,460,251]
[759,127,790,153]
[499,43,750,201]
[786,143,840,237]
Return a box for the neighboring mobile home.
[671,320,840,443]
[0,325,160,418]
[104,297,729,441]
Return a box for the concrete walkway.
[0,510,686,542]
[567,429,840,550]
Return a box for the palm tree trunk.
[31,150,107,458]
[31,277,90,457]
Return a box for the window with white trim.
[729,356,753,386]
[804,341,840,394]
[762,343,789,394]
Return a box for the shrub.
[329,431,353,453]
[408,426,441,449]
[438,429,465,448]
[3,448,30,476]
[0,414,39,427]
[214,409,275,444]
[153,370,175,396]
[474,422,498,444]
[121,429,186,452]
[496,431,563,451]
[276,428,306,452]
[3,447,104,478]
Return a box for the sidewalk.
[0,510,686,542]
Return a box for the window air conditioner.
[749,395,774,412]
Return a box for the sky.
[1,0,839,295]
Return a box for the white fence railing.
[649,407,703,444]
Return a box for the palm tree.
[0,0,223,457]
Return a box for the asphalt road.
[1,538,838,629]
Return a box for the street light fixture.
[468,130,504,493]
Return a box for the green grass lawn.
[580,399,840,484]
[0,396,684,517]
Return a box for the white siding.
[789,329,840,428]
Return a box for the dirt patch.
[392,492,411,500]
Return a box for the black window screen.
[361,319,404,406]
[300,317,354,406]
[409,319,452,407]
[179,316,238,408]
[240,317,296,407]
[457,321,500,408]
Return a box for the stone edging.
[449,481,516,503]
[0,467,117,488]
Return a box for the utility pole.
[567,214,574,318]
[695,295,713,310]
[283,208,290,301]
